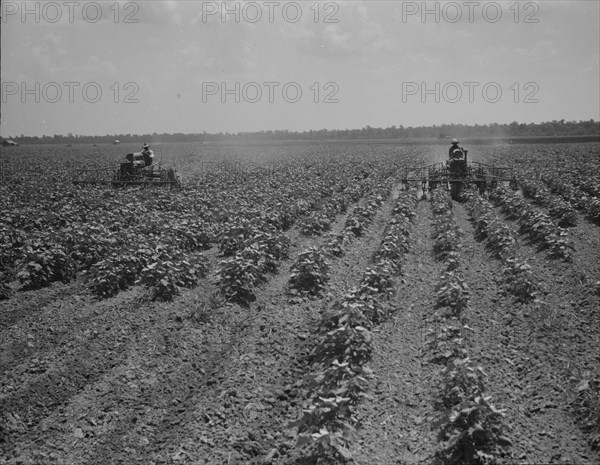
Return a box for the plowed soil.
[2,191,599,465]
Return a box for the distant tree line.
[2,119,598,145]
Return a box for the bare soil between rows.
[1,192,599,465]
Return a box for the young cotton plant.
[357,262,395,299]
[290,360,368,462]
[288,247,330,297]
[322,233,350,257]
[320,292,378,331]
[501,258,541,303]
[291,409,355,463]
[491,187,573,261]
[436,358,511,465]
[344,209,371,237]
[140,253,208,301]
[432,192,454,215]
[299,212,333,236]
[373,220,412,274]
[432,215,462,263]
[218,219,259,256]
[343,194,383,238]
[17,242,76,291]
[310,323,373,369]
[436,271,470,316]
[87,247,150,298]
[485,222,516,259]
[251,230,291,273]
[214,252,264,305]
[424,320,469,364]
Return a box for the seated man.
[449,138,464,159]
[141,143,154,167]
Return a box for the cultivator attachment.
[401,152,517,200]
[73,163,181,188]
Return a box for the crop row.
[427,188,511,463]
[0,181,225,299]
[517,172,578,227]
[287,181,395,298]
[215,168,399,306]
[537,146,600,200]
[431,188,461,270]
[297,183,366,236]
[465,189,600,452]
[490,186,573,261]
[540,173,600,223]
[487,144,599,224]
[1,160,394,301]
[501,144,600,224]
[287,190,418,462]
[465,189,542,303]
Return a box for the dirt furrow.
[143,186,403,464]
[0,285,143,378]
[352,198,441,464]
[0,285,155,446]
[492,201,600,452]
[0,281,81,330]
[0,246,221,379]
[454,201,599,464]
[0,281,215,462]
[3,189,384,465]
[0,183,345,462]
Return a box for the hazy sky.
[1,0,599,137]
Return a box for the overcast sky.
[1,0,599,137]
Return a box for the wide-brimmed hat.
[451,138,459,144]
[142,143,150,148]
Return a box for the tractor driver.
[141,143,154,167]
[449,138,465,160]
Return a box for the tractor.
[401,146,517,200]
[72,151,181,188]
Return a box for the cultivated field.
[1,141,599,464]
